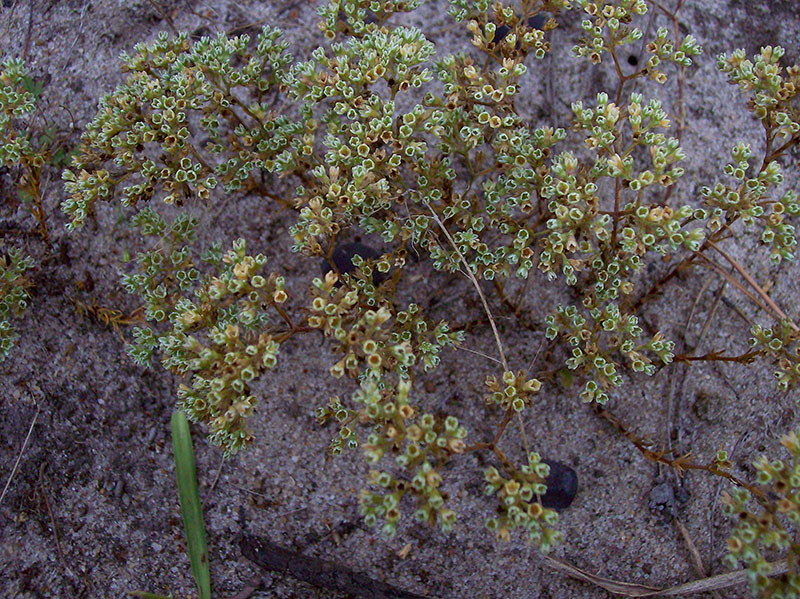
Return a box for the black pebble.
[491,14,547,45]
[541,459,578,510]
[494,23,511,43]
[320,242,387,285]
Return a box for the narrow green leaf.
[558,368,573,389]
[127,591,174,599]
[171,411,211,599]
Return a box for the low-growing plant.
[1,58,73,242]
[0,56,79,362]
[48,0,800,594]
[0,248,34,362]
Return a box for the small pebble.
[541,459,578,510]
[649,482,674,509]
[648,481,677,522]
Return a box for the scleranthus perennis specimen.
[59,0,800,569]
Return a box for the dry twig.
[0,401,39,507]
[543,553,787,597]
[240,534,431,599]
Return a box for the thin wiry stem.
[424,202,532,459]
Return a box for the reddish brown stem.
[592,403,767,501]
[673,349,760,363]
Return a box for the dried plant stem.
[543,553,788,597]
[706,240,798,330]
[674,517,724,599]
[201,456,225,510]
[70,296,143,342]
[673,349,760,363]
[491,279,539,331]
[0,402,40,507]
[39,463,74,578]
[694,276,728,348]
[13,163,50,242]
[147,0,179,36]
[241,534,429,599]
[425,203,532,458]
[423,203,507,371]
[456,344,503,364]
[692,252,777,321]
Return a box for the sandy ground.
[2,0,800,598]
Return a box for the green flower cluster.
[484,369,542,412]
[0,58,40,168]
[545,302,674,404]
[128,238,288,454]
[723,428,800,598]
[61,26,300,229]
[1,57,61,240]
[700,46,800,267]
[484,452,561,551]
[571,0,699,75]
[308,267,462,377]
[749,321,800,392]
[0,60,39,363]
[358,404,467,536]
[320,374,467,536]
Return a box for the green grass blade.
[171,411,211,599]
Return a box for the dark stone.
[494,23,511,42]
[541,459,578,510]
[336,8,379,32]
[491,14,547,46]
[528,14,547,29]
[320,242,387,285]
